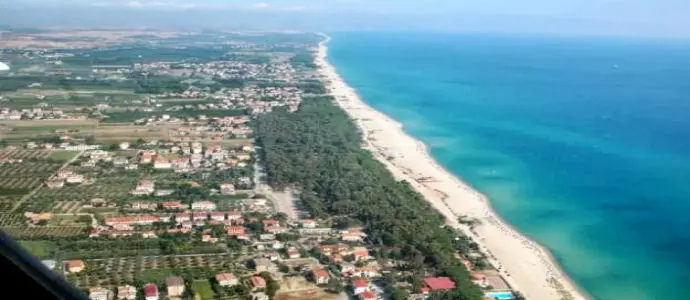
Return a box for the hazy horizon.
[1,0,689,39]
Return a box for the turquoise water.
[328,32,690,300]
[486,291,515,300]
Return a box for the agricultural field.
[66,253,245,288]
[0,212,24,226]
[192,280,216,300]
[18,240,57,259]
[1,226,88,238]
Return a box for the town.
[0,29,520,300]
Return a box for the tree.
[259,272,280,298]
[279,265,290,273]
[392,288,410,300]
[327,278,343,293]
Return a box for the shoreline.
[315,34,589,300]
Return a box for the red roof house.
[423,277,456,291]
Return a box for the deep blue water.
[328,32,690,300]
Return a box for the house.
[423,277,456,291]
[65,260,85,273]
[359,291,378,300]
[89,287,112,300]
[210,212,226,221]
[117,285,136,300]
[259,234,275,241]
[202,234,218,243]
[264,225,287,234]
[266,252,280,261]
[175,213,191,222]
[254,258,275,273]
[215,273,238,287]
[311,269,330,285]
[339,262,356,275]
[153,156,171,169]
[140,153,153,164]
[298,219,317,228]
[227,211,242,221]
[250,276,266,290]
[220,182,235,195]
[56,168,73,179]
[66,174,85,184]
[191,201,216,211]
[46,179,65,189]
[341,231,363,242]
[105,216,160,226]
[226,226,246,236]
[286,247,300,259]
[131,180,155,195]
[471,273,488,287]
[119,142,130,150]
[352,247,370,261]
[353,266,379,278]
[352,279,369,295]
[166,276,185,297]
[143,284,158,300]
[191,142,203,154]
[317,243,349,257]
[262,219,279,227]
[161,201,185,210]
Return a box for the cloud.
[250,2,270,9]
[90,0,196,9]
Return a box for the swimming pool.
[485,291,515,300]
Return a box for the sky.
[1,0,689,38]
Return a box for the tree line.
[253,97,484,299]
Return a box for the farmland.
[66,253,245,288]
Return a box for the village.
[0,30,519,300]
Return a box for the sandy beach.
[315,35,589,300]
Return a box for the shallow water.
[328,32,690,300]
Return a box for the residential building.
[166,276,185,297]
[191,201,216,211]
[88,287,111,300]
[160,201,185,210]
[117,285,136,300]
[253,258,275,273]
[299,219,317,228]
[250,276,266,290]
[105,216,160,226]
[220,182,235,195]
[143,284,158,300]
[352,279,369,295]
[358,291,377,300]
[215,273,238,287]
[311,269,330,285]
[286,247,300,259]
[153,157,171,169]
[65,260,85,273]
[423,277,456,291]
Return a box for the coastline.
[315,34,589,300]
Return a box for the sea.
[327,32,690,300]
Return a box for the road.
[253,155,300,220]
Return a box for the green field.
[192,280,216,300]
[49,150,79,161]
[18,240,57,259]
